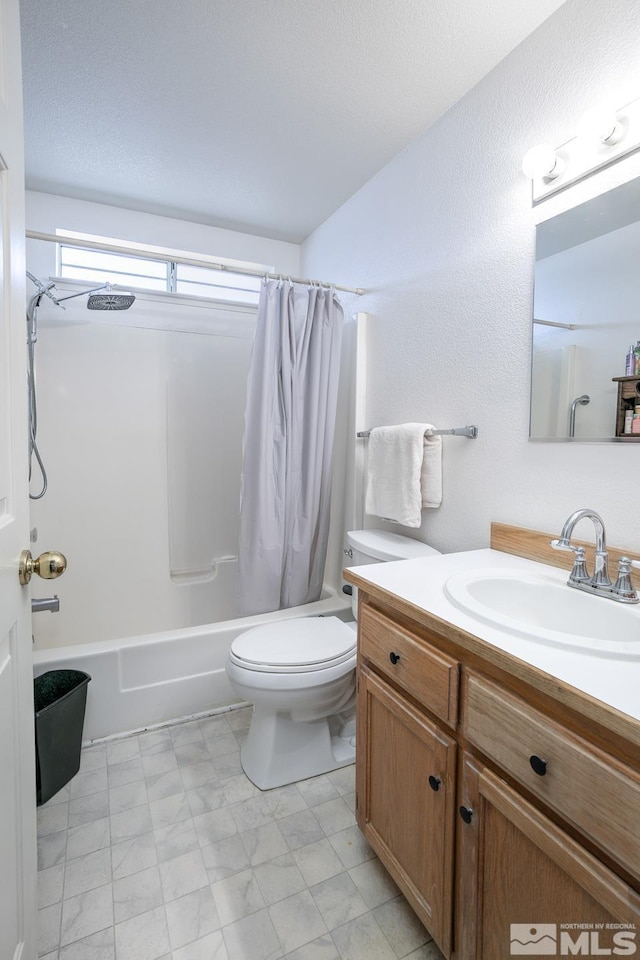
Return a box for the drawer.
[463,673,640,881]
[358,604,458,728]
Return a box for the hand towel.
[365,423,442,527]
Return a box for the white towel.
[364,423,442,527]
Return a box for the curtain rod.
[25,230,365,296]
[533,318,577,331]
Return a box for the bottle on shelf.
[634,342,640,376]
[626,344,636,375]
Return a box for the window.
[58,238,264,306]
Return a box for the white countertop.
[346,548,640,724]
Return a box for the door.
[0,1,37,959]
[356,665,456,956]
[455,754,640,960]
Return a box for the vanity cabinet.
[353,592,640,960]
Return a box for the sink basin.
[444,569,640,659]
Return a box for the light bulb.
[521,144,561,181]
[576,105,623,145]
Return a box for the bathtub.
[32,589,352,742]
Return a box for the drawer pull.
[529,755,548,777]
[428,775,441,792]
[389,651,401,665]
[459,805,474,824]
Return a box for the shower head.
[87,291,136,311]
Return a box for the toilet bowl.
[226,528,441,790]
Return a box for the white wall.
[26,193,302,648]
[302,0,640,556]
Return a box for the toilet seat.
[229,616,356,674]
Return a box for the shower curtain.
[237,279,344,616]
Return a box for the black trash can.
[34,670,91,806]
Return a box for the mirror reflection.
[530,176,640,440]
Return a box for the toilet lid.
[231,617,356,671]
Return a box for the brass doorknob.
[19,550,67,586]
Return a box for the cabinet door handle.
[529,755,548,776]
[428,775,441,792]
[459,805,473,824]
[389,651,400,665]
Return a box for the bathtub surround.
[301,0,640,558]
[237,280,344,616]
[36,710,443,960]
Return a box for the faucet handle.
[550,538,578,552]
[612,557,640,602]
[568,546,591,583]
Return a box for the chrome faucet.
[551,509,639,603]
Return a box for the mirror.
[530,176,640,441]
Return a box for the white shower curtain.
[236,279,344,616]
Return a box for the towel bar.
[357,425,478,439]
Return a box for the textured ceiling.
[20,0,567,242]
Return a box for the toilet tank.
[345,529,441,619]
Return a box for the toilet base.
[240,705,356,790]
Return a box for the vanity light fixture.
[523,94,640,202]
[575,105,624,146]
[521,144,562,181]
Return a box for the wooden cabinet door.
[356,665,456,956]
[455,754,640,960]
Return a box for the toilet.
[226,528,441,789]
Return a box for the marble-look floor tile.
[165,885,220,950]
[343,792,356,814]
[180,760,218,791]
[142,749,178,779]
[149,791,191,831]
[171,720,204,747]
[154,818,199,863]
[295,776,340,808]
[173,930,228,960]
[292,839,345,887]
[211,752,244,781]
[175,741,211,767]
[268,889,327,955]
[226,707,252,732]
[330,912,396,960]
[265,784,309,820]
[145,768,185,803]
[106,737,140,766]
[326,766,355,796]
[201,834,250,883]
[222,774,260,805]
[241,821,289,866]
[38,901,62,956]
[198,715,233,740]
[328,826,375,870]
[229,795,274,833]
[205,733,240,759]
[349,858,399,908]
[403,943,444,959]
[138,729,173,757]
[309,873,368,930]
[111,832,158,880]
[108,780,148,815]
[373,896,431,958]
[211,867,265,926]
[222,907,283,960]
[159,848,208,902]
[68,791,109,828]
[59,883,114,947]
[58,926,114,960]
[285,934,341,960]
[38,829,67,870]
[277,810,324,851]
[253,852,307,905]
[38,802,69,837]
[38,863,65,908]
[66,817,110,861]
[40,952,59,960]
[113,864,163,922]
[193,806,238,847]
[186,781,227,816]
[114,905,170,960]
[110,803,152,843]
[312,798,355,837]
[69,768,108,800]
[79,744,107,773]
[64,847,111,899]
[107,757,144,788]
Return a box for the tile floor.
[37,706,445,960]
